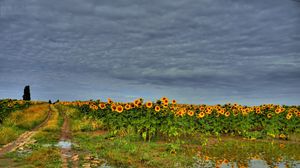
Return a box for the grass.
[7,104,49,129]
[72,131,197,168]
[42,105,63,132]
[0,105,63,168]
[3,146,61,168]
[55,104,104,132]
[0,104,49,146]
[71,130,300,168]
[25,147,61,167]
[0,126,23,145]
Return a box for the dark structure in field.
[22,85,31,101]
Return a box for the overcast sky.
[0,0,300,105]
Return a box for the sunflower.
[255,108,261,114]
[162,99,168,105]
[145,101,153,108]
[205,109,212,115]
[206,107,213,111]
[99,103,106,109]
[286,113,292,120]
[172,99,177,104]
[163,104,168,108]
[187,110,194,116]
[275,108,281,114]
[224,111,230,117]
[125,104,131,110]
[130,103,135,109]
[232,110,238,117]
[160,97,168,101]
[242,110,248,116]
[116,105,124,113]
[111,104,117,111]
[107,98,113,104]
[155,106,161,112]
[197,112,205,118]
[134,99,142,107]
[176,110,185,117]
[267,113,272,119]
[279,134,286,139]
[219,109,225,115]
[90,105,98,110]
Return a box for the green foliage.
[64,101,300,142]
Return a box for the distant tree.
[22,85,31,101]
[48,100,52,104]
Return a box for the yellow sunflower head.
[279,134,286,139]
[275,108,281,114]
[99,103,106,110]
[224,112,230,117]
[197,112,205,118]
[111,104,117,111]
[286,113,292,120]
[187,110,194,116]
[154,106,161,112]
[125,104,131,110]
[172,99,177,104]
[107,98,113,104]
[116,105,124,113]
[145,101,153,108]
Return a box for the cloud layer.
[0,0,300,105]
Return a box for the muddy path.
[59,112,79,168]
[0,105,52,157]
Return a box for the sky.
[0,0,300,105]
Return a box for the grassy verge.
[0,105,63,167]
[72,131,197,168]
[0,104,49,146]
[2,146,61,168]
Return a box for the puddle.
[194,159,300,168]
[56,141,72,149]
[194,138,300,168]
[42,144,52,147]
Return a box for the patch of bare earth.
[60,114,79,168]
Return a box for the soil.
[60,113,79,168]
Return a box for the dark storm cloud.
[0,0,300,104]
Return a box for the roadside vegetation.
[0,104,63,168]
[0,103,49,146]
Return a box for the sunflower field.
[60,97,300,141]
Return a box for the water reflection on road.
[194,138,300,168]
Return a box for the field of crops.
[61,97,300,141]
[0,98,299,167]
